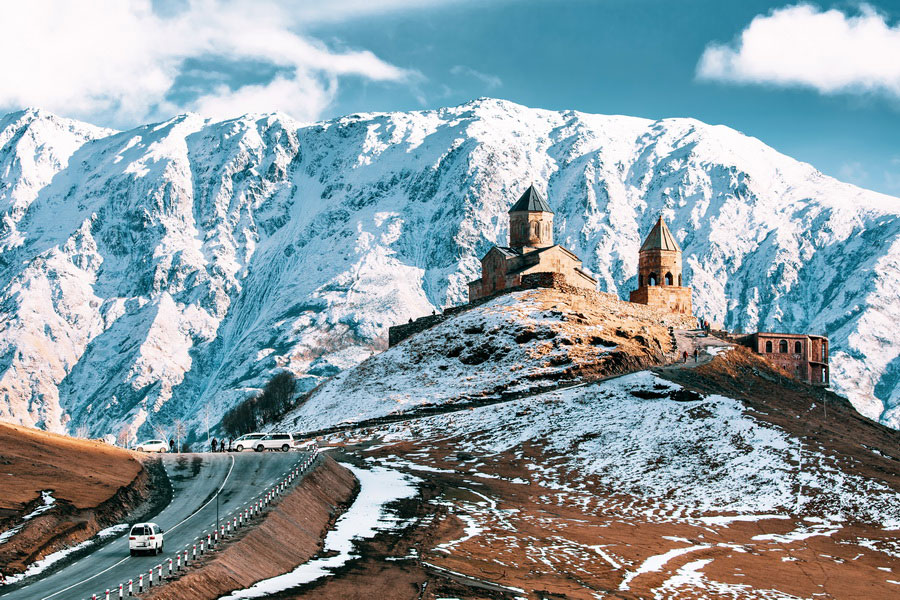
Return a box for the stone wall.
[390,271,697,347]
[629,285,692,315]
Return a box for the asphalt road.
[1,451,306,600]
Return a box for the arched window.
[678,274,682,286]
[794,341,802,354]
[648,273,657,286]
[765,341,772,353]
[531,222,539,238]
[779,340,788,353]
[664,272,673,286]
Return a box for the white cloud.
[0,0,416,126]
[450,65,502,89]
[697,4,900,98]
[289,0,475,24]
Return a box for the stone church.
[467,185,598,302]
[629,215,693,314]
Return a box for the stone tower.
[629,215,692,314]
[508,184,553,250]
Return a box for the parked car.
[254,432,303,452]
[129,522,164,555]
[134,440,168,453]
[233,433,267,452]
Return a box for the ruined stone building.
[467,185,597,302]
[629,216,693,314]
[744,332,830,386]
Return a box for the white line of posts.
[105,458,313,598]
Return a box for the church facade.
[467,185,597,302]
[629,216,693,314]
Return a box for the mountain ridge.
[0,98,898,436]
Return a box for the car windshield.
[131,525,150,536]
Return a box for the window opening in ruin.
[665,272,673,286]
[795,341,802,354]
[779,340,788,353]
[765,341,772,353]
[648,273,657,286]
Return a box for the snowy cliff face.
[0,99,898,435]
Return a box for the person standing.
[211,438,218,453]
[169,438,175,453]
[682,350,688,364]
[693,348,699,362]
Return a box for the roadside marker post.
[138,574,143,593]
[128,579,133,595]
[184,548,189,565]
[148,568,153,588]
[193,543,197,560]
[176,553,181,571]
[118,583,124,599]
[157,563,163,580]
[105,589,110,600]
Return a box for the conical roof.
[508,184,553,213]
[639,216,681,252]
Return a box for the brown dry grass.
[0,421,142,512]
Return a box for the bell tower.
[629,215,692,314]
[508,184,553,251]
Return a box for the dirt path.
[662,329,732,370]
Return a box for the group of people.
[210,438,231,452]
[681,348,701,363]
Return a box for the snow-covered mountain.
[0,99,898,436]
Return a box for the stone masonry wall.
[389,271,697,347]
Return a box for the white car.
[232,433,267,452]
[129,522,164,555]
[253,432,303,452]
[135,440,168,453]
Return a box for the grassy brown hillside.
[0,422,154,576]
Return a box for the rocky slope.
[284,287,697,434]
[0,99,899,436]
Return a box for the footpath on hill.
[661,328,733,369]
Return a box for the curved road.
[1,451,306,600]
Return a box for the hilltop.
[284,286,696,433]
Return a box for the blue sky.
[2,1,898,195]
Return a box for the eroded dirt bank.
[144,454,357,600]
[0,422,163,575]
